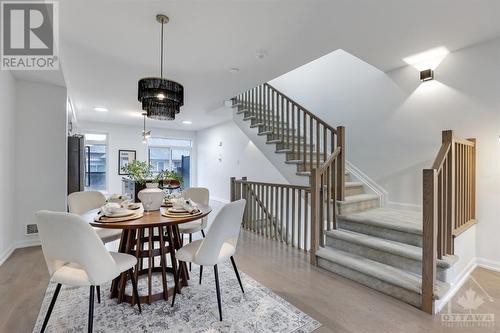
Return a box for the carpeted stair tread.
[325,229,457,268]
[339,207,423,235]
[316,247,449,299]
[338,193,380,204]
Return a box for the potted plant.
[163,170,183,189]
[121,160,151,185]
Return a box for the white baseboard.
[0,238,40,267]
[386,200,422,212]
[15,238,41,249]
[0,244,15,266]
[435,257,478,313]
[476,257,500,272]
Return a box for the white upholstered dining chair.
[36,211,141,333]
[179,187,210,270]
[172,199,246,321]
[67,191,122,242]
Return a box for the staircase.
[231,84,474,313]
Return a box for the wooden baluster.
[336,126,346,201]
[302,111,306,168]
[310,169,319,265]
[316,121,320,170]
[280,186,285,242]
[273,186,278,239]
[332,158,337,230]
[469,138,476,221]
[271,90,275,134]
[252,184,256,232]
[287,100,291,149]
[280,96,284,142]
[304,190,309,251]
[326,164,331,230]
[292,188,296,247]
[291,103,294,153]
[265,184,270,238]
[437,170,443,258]
[293,104,305,156]
[323,126,327,164]
[319,174,325,247]
[422,169,437,314]
[441,160,451,255]
[310,115,313,174]
[297,189,303,249]
[443,130,454,254]
[285,188,290,245]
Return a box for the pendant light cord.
[160,21,164,78]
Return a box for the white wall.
[270,39,500,264]
[0,70,16,263]
[196,120,288,202]
[14,80,68,247]
[77,121,196,194]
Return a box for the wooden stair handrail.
[265,83,337,134]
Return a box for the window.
[148,137,191,188]
[84,133,107,191]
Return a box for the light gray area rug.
[33,263,321,332]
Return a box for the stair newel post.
[230,177,236,202]
[336,126,345,201]
[422,169,438,314]
[240,177,247,227]
[310,169,319,265]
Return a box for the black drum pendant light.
[138,14,184,120]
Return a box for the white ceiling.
[56,0,500,130]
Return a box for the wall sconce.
[420,69,434,82]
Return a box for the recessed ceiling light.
[182,120,192,125]
[229,68,239,73]
[93,107,108,112]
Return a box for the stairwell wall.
[196,120,288,202]
[269,39,500,267]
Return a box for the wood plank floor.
[1,231,499,333]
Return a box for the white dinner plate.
[104,209,135,218]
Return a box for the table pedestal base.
[110,224,189,305]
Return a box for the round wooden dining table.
[82,204,212,306]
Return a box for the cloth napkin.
[181,199,199,214]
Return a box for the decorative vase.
[138,182,165,211]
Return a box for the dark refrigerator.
[67,135,85,194]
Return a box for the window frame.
[147,136,192,183]
[82,130,109,192]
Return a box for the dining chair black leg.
[88,286,95,333]
[199,265,203,284]
[230,256,245,293]
[201,229,205,238]
[214,265,222,321]
[128,269,142,313]
[189,234,192,271]
[40,283,62,333]
[96,286,101,304]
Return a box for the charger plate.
[94,210,144,223]
[162,210,203,219]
